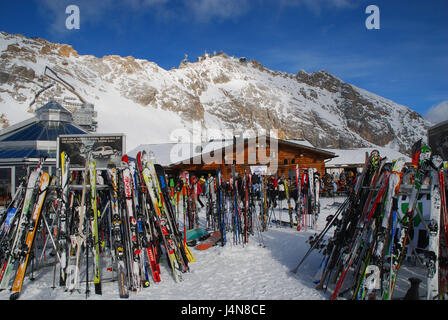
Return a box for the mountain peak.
[0,31,429,153]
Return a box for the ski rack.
[43,184,112,192]
[358,184,431,195]
[398,184,431,195]
[66,184,111,191]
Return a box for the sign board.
[57,134,125,169]
[250,165,267,175]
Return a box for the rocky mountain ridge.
[0,31,430,153]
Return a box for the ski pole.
[292,197,349,273]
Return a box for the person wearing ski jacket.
[196,180,203,195]
[196,176,205,208]
[301,170,309,193]
[267,175,278,208]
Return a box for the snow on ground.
[0,196,426,300]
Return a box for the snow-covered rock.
[0,31,430,153]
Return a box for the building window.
[0,167,12,205]
[291,158,296,164]
[14,165,27,190]
[284,158,288,164]
[249,152,256,163]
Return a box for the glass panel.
[0,168,12,205]
[15,165,27,190]
[249,152,257,163]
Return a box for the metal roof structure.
[35,99,72,114]
[0,100,87,164]
[0,149,53,159]
[2,121,85,142]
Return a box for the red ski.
[196,231,222,250]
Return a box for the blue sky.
[1,0,447,120]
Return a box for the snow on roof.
[285,139,314,148]
[324,147,411,167]
[127,143,194,166]
[127,140,234,166]
[36,100,72,114]
[128,137,337,167]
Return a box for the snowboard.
[271,219,297,227]
[184,227,209,242]
[196,231,222,250]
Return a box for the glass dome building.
[0,100,87,203]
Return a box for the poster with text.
[57,134,125,169]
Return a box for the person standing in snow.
[278,176,286,201]
[289,177,298,211]
[267,175,278,208]
[332,180,338,197]
[197,176,205,208]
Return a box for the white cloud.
[118,0,170,10]
[38,0,116,35]
[185,0,251,22]
[38,0,248,31]
[184,0,356,20]
[37,0,357,32]
[275,0,357,14]
[425,101,448,125]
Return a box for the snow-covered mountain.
[0,31,430,153]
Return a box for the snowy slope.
[0,31,430,154]
[0,197,426,301]
[0,198,334,301]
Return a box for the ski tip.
[315,283,324,290]
[9,292,20,300]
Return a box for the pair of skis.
[0,156,49,300]
[141,152,189,283]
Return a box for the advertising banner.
[57,134,125,169]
